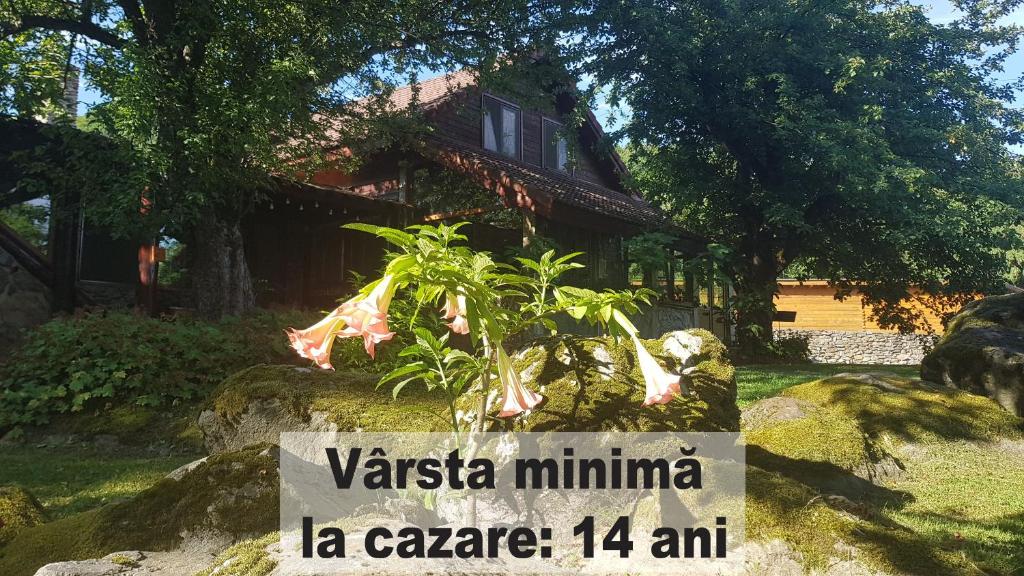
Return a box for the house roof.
[368,70,633,185]
[379,70,478,111]
[314,71,701,243]
[424,136,698,238]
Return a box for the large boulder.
[198,365,450,453]
[0,444,280,576]
[921,292,1024,415]
[479,328,739,432]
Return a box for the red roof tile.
[381,70,477,111]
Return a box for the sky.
[76,1,1024,135]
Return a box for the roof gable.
[374,70,632,187]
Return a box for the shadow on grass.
[813,377,1024,443]
[747,445,910,506]
[749,442,1024,575]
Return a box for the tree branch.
[3,14,125,48]
[115,0,149,45]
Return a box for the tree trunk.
[732,239,779,351]
[189,213,255,318]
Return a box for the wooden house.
[246,70,704,309]
[0,70,706,330]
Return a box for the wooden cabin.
[245,70,703,309]
[0,71,704,329]
[773,279,967,333]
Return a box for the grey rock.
[198,399,338,454]
[662,330,702,366]
[774,328,937,365]
[35,552,145,576]
[922,325,1024,416]
[165,456,209,481]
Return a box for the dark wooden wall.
[536,215,627,290]
[244,192,407,309]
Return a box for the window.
[543,119,569,172]
[482,95,520,159]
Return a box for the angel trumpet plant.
[441,291,470,335]
[613,310,689,406]
[286,274,397,369]
[288,222,657,433]
[495,346,544,417]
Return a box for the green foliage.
[624,231,674,276]
[2,0,559,316]
[0,309,326,429]
[0,202,47,251]
[572,0,1024,340]
[2,119,149,240]
[343,222,654,431]
[380,328,483,431]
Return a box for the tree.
[2,0,551,316]
[570,0,1024,346]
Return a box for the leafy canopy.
[1,0,554,237]
[568,0,1024,333]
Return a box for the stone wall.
[775,328,938,365]
[0,244,50,354]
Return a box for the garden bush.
[730,333,811,365]
[0,309,400,430]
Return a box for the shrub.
[731,334,811,365]
[0,309,393,429]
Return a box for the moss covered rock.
[746,373,1021,481]
[481,329,738,432]
[199,365,451,453]
[0,444,279,576]
[0,486,44,546]
[922,292,1024,415]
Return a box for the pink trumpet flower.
[441,292,470,335]
[286,304,350,369]
[496,346,543,417]
[337,275,397,359]
[286,275,397,368]
[633,334,686,406]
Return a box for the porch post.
[706,257,715,333]
[666,252,676,300]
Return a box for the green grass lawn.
[880,439,1024,575]
[0,446,194,519]
[735,363,920,407]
